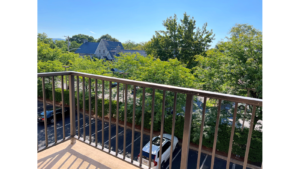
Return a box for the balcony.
[37,71,262,169]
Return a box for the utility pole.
[64,36,70,52]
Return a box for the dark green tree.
[193,24,262,129]
[97,34,119,42]
[69,34,96,43]
[145,13,215,69]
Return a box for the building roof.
[75,42,99,54]
[103,40,124,51]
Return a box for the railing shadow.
[37,143,111,169]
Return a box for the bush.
[190,123,262,163]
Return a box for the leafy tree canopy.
[97,34,119,42]
[122,40,146,50]
[145,13,215,69]
[193,24,262,129]
[69,34,96,43]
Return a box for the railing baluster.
[242,89,250,131]
[139,87,146,167]
[76,76,80,139]
[243,105,257,169]
[158,90,166,169]
[42,77,48,148]
[131,85,137,163]
[180,94,194,169]
[196,97,207,169]
[123,84,128,159]
[169,92,177,169]
[210,99,222,169]
[52,76,57,144]
[101,80,105,149]
[95,79,98,147]
[82,77,86,141]
[89,78,92,143]
[61,75,65,140]
[226,102,238,169]
[149,89,155,169]
[116,82,120,156]
[69,74,76,144]
[109,81,112,152]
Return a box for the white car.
[138,134,178,169]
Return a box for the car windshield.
[152,137,166,146]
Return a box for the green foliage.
[37,84,119,118]
[113,53,197,129]
[37,23,262,163]
[122,40,146,50]
[69,34,96,43]
[164,114,185,140]
[145,13,215,69]
[193,23,262,129]
[97,34,119,42]
[38,32,56,49]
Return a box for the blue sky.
[38,0,262,47]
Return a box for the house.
[75,39,147,60]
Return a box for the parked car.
[138,134,178,169]
[111,82,118,88]
[38,107,69,124]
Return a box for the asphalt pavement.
[37,101,249,169]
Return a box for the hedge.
[38,86,119,118]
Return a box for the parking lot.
[37,101,249,169]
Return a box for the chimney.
[83,39,88,43]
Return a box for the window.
[162,141,171,154]
[152,137,166,146]
[103,50,105,54]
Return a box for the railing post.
[69,74,76,144]
[180,94,194,169]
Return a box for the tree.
[122,40,146,50]
[38,32,56,49]
[69,34,96,43]
[193,24,262,129]
[38,41,62,62]
[112,53,196,130]
[55,40,68,52]
[97,34,119,42]
[145,13,215,69]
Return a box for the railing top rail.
[37,71,262,106]
[37,71,75,77]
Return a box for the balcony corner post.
[69,74,76,144]
[180,94,194,169]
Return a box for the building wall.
[97,40,112,59]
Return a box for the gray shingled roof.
[75,42,99,54]
[103,40,124,51]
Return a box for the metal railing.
[37,71,262,169]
